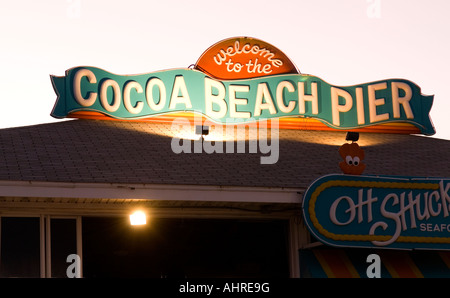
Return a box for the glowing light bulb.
[130,210,147,225]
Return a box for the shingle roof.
[0,119,448,189]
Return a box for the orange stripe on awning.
[67,111,421,134]
[313,250,360,278]
[380,251,424,278]
[439,252,450,269]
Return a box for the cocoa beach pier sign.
[51,37,435,136]
[302,174,450,250]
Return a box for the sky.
[0,0,449,140]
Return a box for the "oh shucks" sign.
[302,174,450,250]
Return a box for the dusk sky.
[1,0,449,140]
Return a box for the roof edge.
[0,180,303,204]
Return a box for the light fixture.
[195,125,210,137]
[195,125,210,141]
[346,132,359,142]
[130,210,147,226]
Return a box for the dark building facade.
[0,119,449,277]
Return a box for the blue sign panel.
[302,174,450,250]
[50,66,435,135]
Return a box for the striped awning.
[299,248,450,278]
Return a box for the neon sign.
[302,174,450,250]
[51,37,435,135]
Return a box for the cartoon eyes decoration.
[339,142,366,175]
[345,155,360,166]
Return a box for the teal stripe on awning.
[299,249,328,278]
[410,251,450,278]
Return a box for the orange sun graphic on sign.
[194,36,299,80]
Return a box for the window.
[0,217,40,277]
[82,217,289,278]
[0,216,81,278]
[50,218,77,277]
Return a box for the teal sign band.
[302,174,450,250]
[51,66,435,135]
